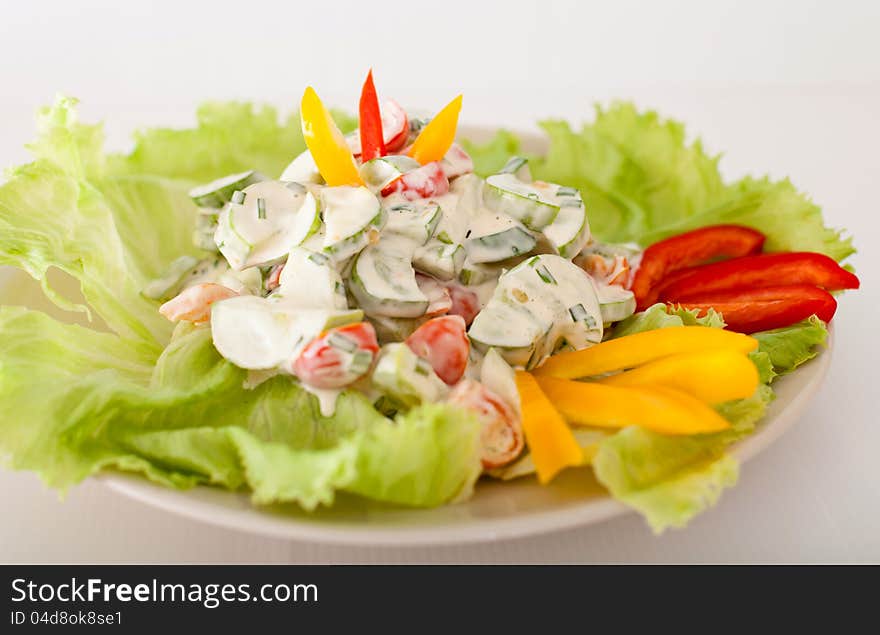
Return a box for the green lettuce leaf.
[461,130,523,177]
[464,102,854,262]
[593,304,777,532]
[0,308,480,508]
[753,316,829,376]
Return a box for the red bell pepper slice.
[658,251,860,302]
[358,70,385,162]
[632,225,765,311]
[672,285,837,333]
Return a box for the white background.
[0,0,878,562]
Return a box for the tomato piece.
[658,251,860,302]
[293,322,379,389]
[380,161,449,200]
[441,143,474,179]
[448,379,524,469]
[445,283,480,326]
[672,285,837,333]
[631,225,765,310]
[358,70,385,162]
[380,99,409,152]
[404,315,469,385]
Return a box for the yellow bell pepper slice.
[599,349,759,404]
[533,326,757,379]
[514,371,584,484]
[534,376,731,435]
[408,95,463,165]
[300,86,364,186]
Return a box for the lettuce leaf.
[469,102,854,262]
[0,96,845,525]
[0,311,480,507]
[593,305,776,531]
[753,316,829,376]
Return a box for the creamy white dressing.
[190,140,641,421]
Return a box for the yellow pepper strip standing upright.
[533,326,757,379]
[408,95,463,165]
[300,87,364,186]
[514,371,584,484]
[599,349,759,404]
[534,376,731,435]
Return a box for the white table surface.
[0,1,878,563]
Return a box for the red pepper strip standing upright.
[672,285,837,334]
[658,251,860,302]
[359,70,385,162]
[632,225,765,310]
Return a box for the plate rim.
[100,329,833,546]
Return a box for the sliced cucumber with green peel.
[541,191,591,259]
[189,170,266,209]
[371,343,449,408]
[276,247,348,310]
[193,213,220,252]
[211,296,361,370]
[498,155,532,181]
[214,180,311,270]
[366,314,430,345]
[483,173,560,230]
[412,241,466,281]
[596,283,636,323]
[464,212,537,264]
[280,150,324,184]
[349,235,429,318]
[320,186,385,262]
[458,259,504,286]
[384,201,442,245]
[480,348,520,416]
[141,255,200,300]
[468,255,603,369]
[359,155,420,192]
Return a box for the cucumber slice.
[458,260,503,286]
[596,283,636,323]
[359,155,420,192]
[541,191,591,259]
[192,213,220,252]
[480,348,520,416]
[349,235,429,318]
[464,212,537,264]
[214,180,311,270]
[371,343,449,408]
[141,255,200,300]
[468,255,603,369]
[498,156,532,181]
[384,200,443,245]
[276,247,348,310]
[320,186,385,262]
[189,170,266,209]
[280,150,323,184]
[367,314,430,344]
[483,173,560,230]
[412,241,466,281]
[210,296,361,370]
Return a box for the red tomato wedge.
[659,252,860,302]
[380,161,449,200]
[671,285,837,333]
[358,70,385,162]
[293,322,379,389]
[404,315,469,385]
[632,225,766,310]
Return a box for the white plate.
[0,126,834,545]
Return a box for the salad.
[0,72,858,532]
